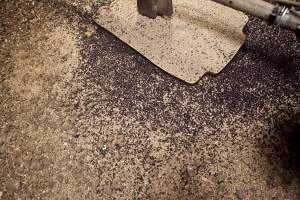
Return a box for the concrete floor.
[0,0,300,199]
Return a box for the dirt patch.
[0,1,98,199]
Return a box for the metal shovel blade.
[137,0,173,18]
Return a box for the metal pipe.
[211,0,275,20]
[211,0,300,32]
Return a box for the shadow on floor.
[264,113,300,189]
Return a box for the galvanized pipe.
[210,0,300,31]
[211,0,275,20]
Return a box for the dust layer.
[0,0,300,199]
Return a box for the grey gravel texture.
[0,0,300,199]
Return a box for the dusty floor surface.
[0,0,300,199]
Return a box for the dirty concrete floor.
[0,0,300,199]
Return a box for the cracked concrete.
[0,0,300,199]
